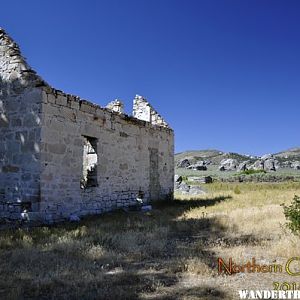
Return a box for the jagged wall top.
[0,28,46,88]
[133,95,169,128]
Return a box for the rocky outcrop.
[261,154,278,171]
[204,160,212,165]
[175,182,206,195]
[189,176,213,184]
[174,174,183,189]
[249,160,264,170]
[187,161,207,171]
[264,158,277,171]
[219,159,238,171]
[174,174,182,183]
[177,159,190,168]
[291,161,300,170]
[175,149,300,174]
[174,175,206,195]
[176,181,190,193]
[248,154,278,171]
[237,161,250,171]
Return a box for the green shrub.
[282,195,300,235]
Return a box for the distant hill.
[175,149,223,162]
[175,147,300,166]
[274,147,300,159]
[175,149,256,166]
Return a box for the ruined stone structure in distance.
[0,28,174,223]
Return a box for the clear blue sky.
[2,0,300,155]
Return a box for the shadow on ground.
[0,195,257,299]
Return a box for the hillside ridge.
[175,147,300,166]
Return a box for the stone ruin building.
[0,28,174,223]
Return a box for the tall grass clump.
[233,186,241,194]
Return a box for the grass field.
[0,182,300,299]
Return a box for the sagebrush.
[282,195,300,234]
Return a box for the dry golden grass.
[0,182,300,299]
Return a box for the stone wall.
[0,28,46,219]
[0,28,174,223]
[39,88,174,222]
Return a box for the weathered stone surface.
[133,95,169,127]
[219,158,238,171]
[249,160,264,170]
[237,161,249,172]
[47,143,66,155]
[106,99,124,114]
[264,158,277,171]
[175,180,207,195]
[249,158,278,171]
[55,95,67,106]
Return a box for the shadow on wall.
[0,195,260,299]
[0,74,44,213]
